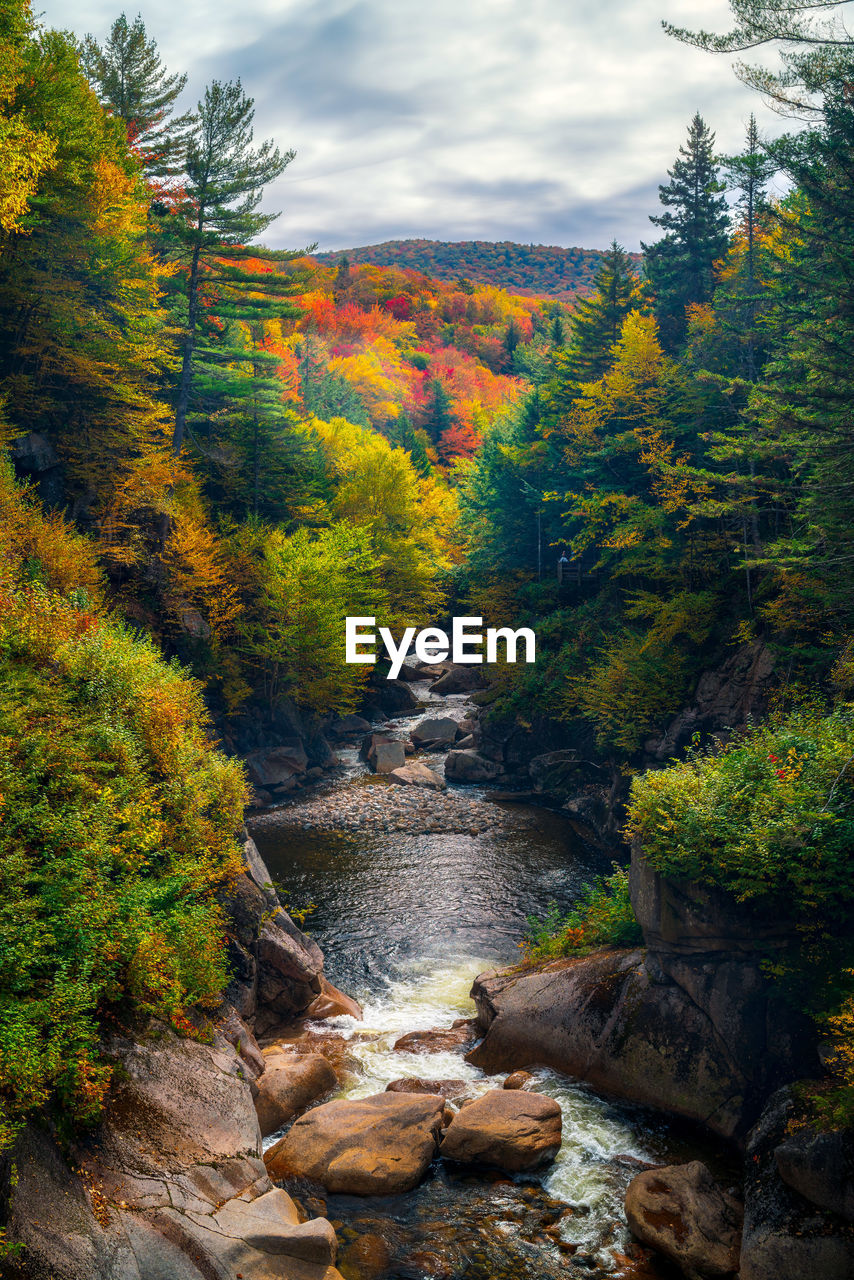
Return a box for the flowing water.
[252,686,727,1280]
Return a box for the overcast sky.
[42,0,785,253]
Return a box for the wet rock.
[445,749,501,783]
[393,1021,479,1053]
[372,740,407,773]
[624,1161,743,1280]
[245,740,309,787]
[264,1093,444,1195]
[455,733,476,749]
[740,1088,854,1280]
[503,1070,534,1090]
[339,1231,392,1277]
[411,716,459,747]
[774,1125,854,1221]
[254,1051,338,1138]
[396,662,425,683]
[429,665,484,694]
[306,975,364,1022]
[440,1089,561,1172]
[468,951,751,1140]
[329,713,372,738]
[374,679,419,714]
[5,1025,345,1280]
[386,1077,470,1100]
[388,762,446,790]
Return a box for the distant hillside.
[312,239,640,301]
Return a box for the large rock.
[328,713,372,739]
[774,1126,854,1221]
[388,762,446,790]
[440,1090,561,1171]
[371,739,406,774]
[739,1089,854,1280]
[429,665,484,694]
[411,716,459,747]
[4,1025,344,1280]
[264,1092,444,1195]
[256,907,323,1019]
[254,1052,338,1138]
[305,975,364,1021]
[385,1077,469,1100]
[444,749,501,783]
[373,678,419,714]
[624,1161,743,1280]
[245,740,308,787]
[468,951,753,1140]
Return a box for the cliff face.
[2,837,344,1280]
[467,844,816,1143]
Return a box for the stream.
[250,682,723,1280]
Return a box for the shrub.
[0,462,247,1150]
[522,864,641,962]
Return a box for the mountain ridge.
[311,238,641,301]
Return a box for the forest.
[312,239,623,301]
[2,0,854,1228]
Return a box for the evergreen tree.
[643,113,730,350]
[663,0,854,116]
[418,377,456,445]
[80,13,194,176]
[169,78,296,455]
[569,240,644,379]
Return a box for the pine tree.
[643,113,730,350]
[168,79,296,455]
[80,13,194,177]
[418,377,456,445]
[569,240,645,379]
[663,0,854,117]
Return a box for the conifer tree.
[569,240,644,379]
[169,78,296,455]
[81,13,194,176]
[643,113,730,350]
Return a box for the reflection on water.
[253,766,720,1278]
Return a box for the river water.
[252,686,719,1280]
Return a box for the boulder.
[328,713,372,739]
[454,733,476,749]
[256,907,324,1019]
[305,975,364,1021]
[411,716,459,747]
[468,951,752,1141]
[624,1161,743,1280]
[440,1089,561,1172]
[386,1077,470,1100]
[5,1025,345,1280]
[372,740,406,773]
[245,741,309,788]
[254,1052,338,1137]
[264,1092,445,1195]
[444,749,501,783]
[503,1070,534,1090]
[388,762,446,790]
[739,1089,854,1280]
[774,1126,854,1222]
[428,665,484,694]
[529,749,582,795]
[396,661,425,682]
[374,679,419,714]
[394,1021,479,1053]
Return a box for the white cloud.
[43,0,786,251]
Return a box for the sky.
[42,0,786,253]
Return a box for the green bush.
[0,465,247,1150]
[626,708,854,917]
[522,864,642,962]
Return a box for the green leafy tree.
[643,113,730,350]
